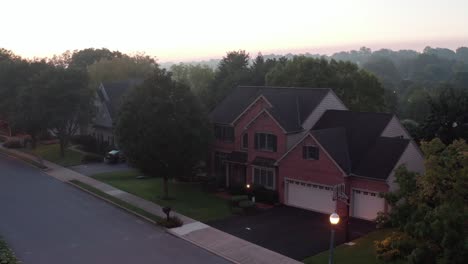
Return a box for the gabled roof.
[313,110,394,167]
[310,110,410,180]
[311,127,351,174]
[353,137,410,180]
[210,86,331,132]
[100,79,143,119]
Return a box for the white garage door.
[352,189,385,220]
[286,179,336,214]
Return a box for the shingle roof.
[101,79,143,119]
[311,127,351,174]
[354,137,410,180]
[312,110,408,180]
[210,86,330,132]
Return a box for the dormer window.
[303,146,319,160]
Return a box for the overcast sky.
[2,0,468,62]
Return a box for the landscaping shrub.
[0,135,7,142]
[230,195,249,207]
[3,139,22,149]
[81,153,103,163]
[375,211,391,229]
[238,200,256,214]
[375,232,416,261]
[159,216,183,228]
[253,186,278,204]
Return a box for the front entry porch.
[225,163,247,188]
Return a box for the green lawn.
[25,143,84,167]
[92,171,232,222]
[304,229,405,264]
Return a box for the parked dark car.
[104,150,126,164]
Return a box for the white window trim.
[252,166,276,190]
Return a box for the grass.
[24,143,84,167]
[0,147,47,169]
[69,179,164,224]
[92,171,232,222]
[0,237,20,264]
[303,229,406,264]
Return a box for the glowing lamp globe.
[329,213,340,225]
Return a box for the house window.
[303,146,319,160]
[253,167,275,190]
[214,125,234,142]
[254,133,277,152]
[242,133,248,149]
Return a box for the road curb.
[0,148,48,170]
[66,181,159,225]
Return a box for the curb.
[66,181,159,225]
[0,148,49,171]
[167,229,238,264]
[68,181,237,263]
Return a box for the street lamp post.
[329,212,340,264]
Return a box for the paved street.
[0,154,229,264]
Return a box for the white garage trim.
[351,188,385,221]
[285,178,336,214]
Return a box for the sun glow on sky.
[2,0,468,62]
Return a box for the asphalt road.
[0,154,229,264]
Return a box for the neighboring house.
[210,86,425,220]
[92,79,143,147]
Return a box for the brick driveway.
[208,206,375,260]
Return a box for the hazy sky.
[2,0,468,62]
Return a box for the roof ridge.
[324,109,394,116]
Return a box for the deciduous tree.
[116,69,212,199]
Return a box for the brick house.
[210,86,424,220]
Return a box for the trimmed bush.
[3,139,22,149]
[375,211,391,229]
[201,177,218,193]
[228,185,247,195]
[159,216,183,228]
[230,195,249,207]
[0,135,7,142]
[81,153,103,163]
[253,186,278,204]
[375,232,416,261]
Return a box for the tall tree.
[43,67,92,157]
[69,48,122,69]
[421,87,468,144]
[381,138,467,264]
[87,53,157,88]
[116,69,212,199]
[170,63,214,96]
[203,50,251,109]
[266,56,386,112]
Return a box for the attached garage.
[352,189,385,220]
[285,179,336,214]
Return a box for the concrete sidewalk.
[1,146,301,264]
